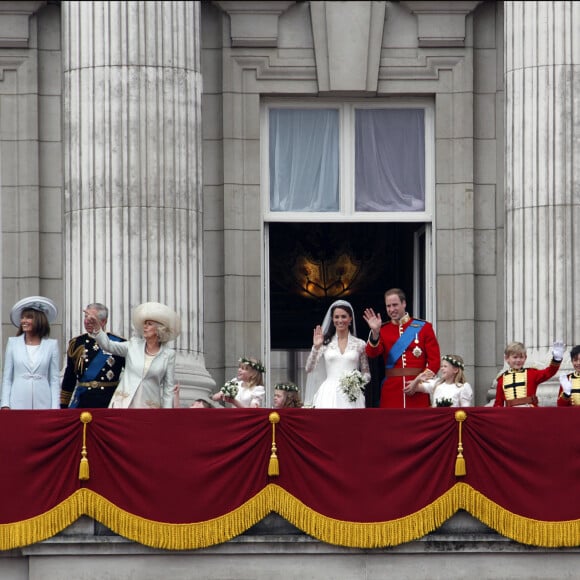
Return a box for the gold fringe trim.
[2,484,580,550]
[268,484,459,548]
[0,489,87,550]
[269,483,580,549]
[82,488,272,550]
[455,482,580,548]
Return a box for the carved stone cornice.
[380,55,464,81]
[400,1,482,48]
[213,1,296,48]
[0,1,46,48]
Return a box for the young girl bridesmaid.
[212,356,266,408]
[405,354,473,407]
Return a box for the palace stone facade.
[0,1,579,578]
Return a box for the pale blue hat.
[10,296,58,327]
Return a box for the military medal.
[412,334,422,357]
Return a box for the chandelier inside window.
[291,252,363,299]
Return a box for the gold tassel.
[268,412,280,477]
[79,411,93,481]
[454,410,467,477]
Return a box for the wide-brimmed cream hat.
[10,296,58,327]
[132,302,181,341]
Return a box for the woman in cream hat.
[1,296,60,409]
[85,302,181,409]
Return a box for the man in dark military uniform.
[60,303,125,408]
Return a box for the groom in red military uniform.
[364,288,441,408]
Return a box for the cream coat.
[93,330,176,409]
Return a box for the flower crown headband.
[238,357,266,374]
[442,355,464,370]
[274,382,299,393]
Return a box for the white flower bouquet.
[220,380,239,399]
[435,397,453,407]
[339,369,366,403]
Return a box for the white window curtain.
[269,109,339,212]
[355,109,425,212]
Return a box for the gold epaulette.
[67,337,88,376]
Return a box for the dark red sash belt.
[506,395,538,407]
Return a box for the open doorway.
[267,222,430,406]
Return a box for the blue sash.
[81,352,108,382]
[81,334,123,381]
[385,320,426,369]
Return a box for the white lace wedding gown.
[305,334,370,409]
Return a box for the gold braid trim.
[67,340,87,377]
[60,390,72,406]
[2,484,580,550]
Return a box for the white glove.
[560,373,572,396]
[552,340,565,362]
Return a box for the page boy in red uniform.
[494,340,563,407]
[557,345,580,406]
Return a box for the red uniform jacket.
[365,316,441,408]
[494,362,560,407]
[556,372,580,407]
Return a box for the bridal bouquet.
[339,370,366,403]
[221,380,239,399]
[435,397,453,407]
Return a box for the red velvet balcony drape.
[0,407,578,550]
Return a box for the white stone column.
[504,1,580,403]
[62,0,214,403]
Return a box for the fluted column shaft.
[505,1,580,364]
[62,0,214,400]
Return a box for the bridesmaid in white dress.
[405,354,473,407]
[304,300,370,408]
[211,357,266,408]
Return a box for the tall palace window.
[264,101,432,219]
[262,99,435,360]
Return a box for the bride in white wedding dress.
[304,300,370,409]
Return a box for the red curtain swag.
[0,407,578,550]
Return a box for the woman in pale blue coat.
[1,296,60,409]
[85,302,181,409]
